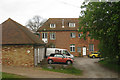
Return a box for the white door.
[83,47,86,56]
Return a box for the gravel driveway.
[73,57,119,78]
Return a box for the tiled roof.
[1,18,44,45]
[37,18,79,31]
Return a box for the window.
[70,33,76,38]
[51,44,56,48]
[42,32,47,39]
[78,33,82,38]
[50,24,56,28]
[54,54,63,58]
[69,23,75,27]
[70,44,75,52]
[89,44,94,51]
[77,47,81,52]
[63,50,70,56]
[50,33,56,40]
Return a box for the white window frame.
[50,32,56,40]
[69,23,75,27]
[70,33,76,38]
[42,32,47,39]
[50,24,56,28]
[89,44,94,51]
[70,44,75,52]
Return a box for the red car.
[47,54,74,64]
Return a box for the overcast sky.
[0,0,84,25]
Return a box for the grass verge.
[99,60,120,73]
[2,72,26,80]
[42,65,82,75]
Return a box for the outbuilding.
[1,18,45,67]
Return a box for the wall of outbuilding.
[2,45,34,67]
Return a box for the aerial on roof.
[1,18,44,45]
[37,18,79,31]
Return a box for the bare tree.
[26,15,47,32]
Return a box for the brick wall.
[40,31,99,56]
[2,45,34,67]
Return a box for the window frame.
[50,24,56,28]
[70,33,76,38]
[51,44,56,48]
[89,44,94,51]
[42,32,47,39]
[69,23,75,27]
[50,32,56,40]
[77,47,81,52]
[70,44,75,52]
[78,33,82,38]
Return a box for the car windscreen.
[92,53,98,54]
[63,50,70,56]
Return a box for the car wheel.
[92,56,95,58]
[48,59,53,64]
[66,61,72,65]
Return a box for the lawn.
[42,64,82,75]
[2,72,26,80]
[99,60,120,73]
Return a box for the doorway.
[83,47,86,56]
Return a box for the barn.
[1,18,45,67]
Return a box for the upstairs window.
[50,24,56,28]
[89,44,94,51]
[50,32,56,40]
[42,32,47,39]
[69,23,75,27]
[78,33,82,38]
[70,33,76,38]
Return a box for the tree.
[26,15,47,32]
[79,1,120,63]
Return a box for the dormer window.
[50,24,56,28]
[69,23,75,27]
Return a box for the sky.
[0,0,84,26]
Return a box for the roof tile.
[38,18,79,31]
[1,18,44,45]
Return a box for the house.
[37,18,99,56]
[1,18,45,67]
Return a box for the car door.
[54,54,65,63]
